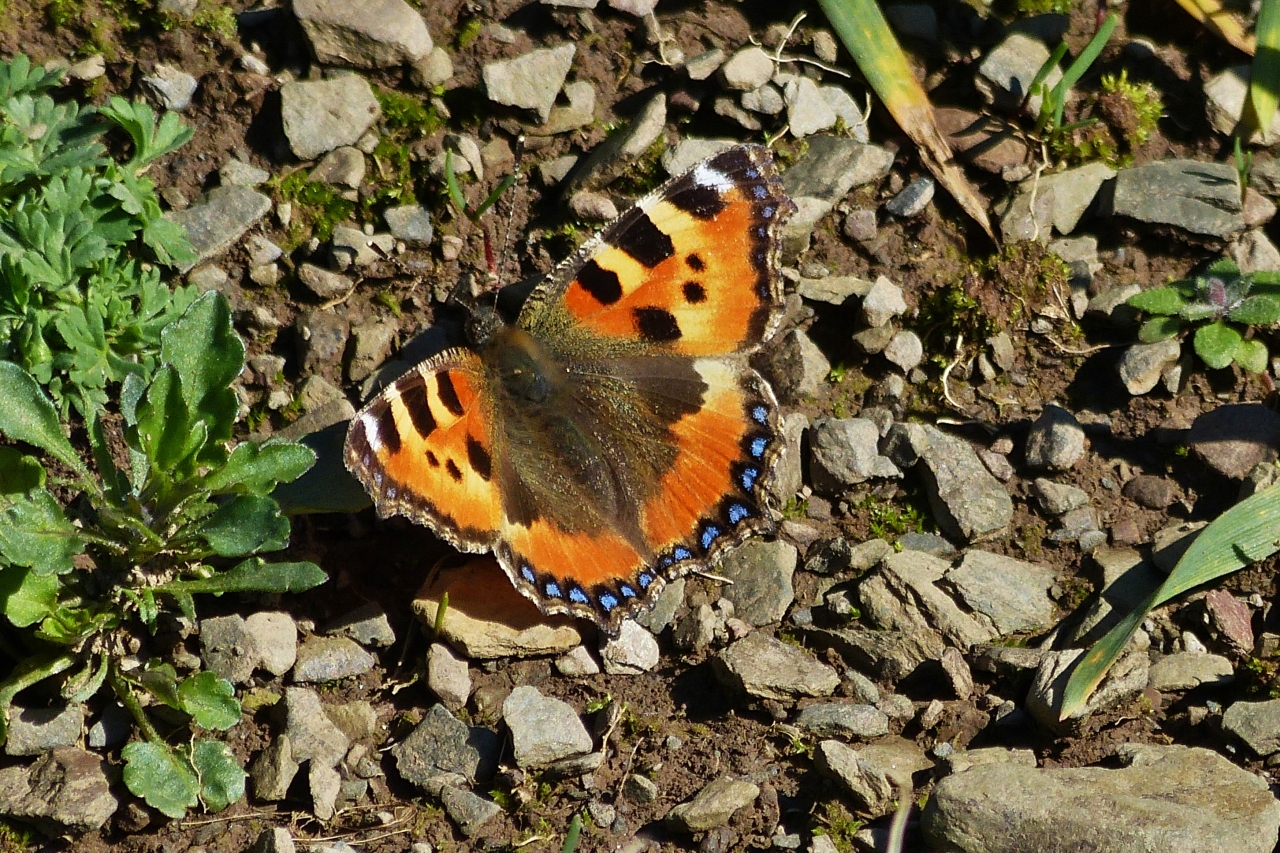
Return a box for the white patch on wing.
[360,411,384,452]
[692,162,733,195]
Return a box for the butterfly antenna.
[493,134,527,289]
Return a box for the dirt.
[4,0,1280,851]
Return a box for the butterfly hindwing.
[344,349,504,552]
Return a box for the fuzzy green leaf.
[0,490,83,575]
[1228,294,1280,326]
[160,292,243,450]
[191,495,289,557]
[190,739,246,813]
[178,672,241,731]
[0,361,86,478]
[1234,338,1270,373]
[155,558,327,597]
[0,448,44,496]
[137,663,181,709]
[0,565,59,628]
[122,741,200,819]
[134,365,194,473]
[1127,286,1188,315]
[202,441,316,496]
[1193,321,1243,369]
[1137,316,1183,342]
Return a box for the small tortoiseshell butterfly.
[344,144,795,635]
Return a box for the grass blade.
[1173,0,1256,54]
[1252,0,1280,141]
[816,0,995,242]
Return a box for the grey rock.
[0,748,118,833]
[1223,699,1280,755]
[441,786,502,836]
[673,603,717,653]
[809,418,901,490]
[721,47,774,91]
[384,204,434,247]
[976,32,1061,114]
[66,54,107,81]
[411,46,453,88]
[714,632,840,700]
[1190,403,1280,479]
[816,737,931,817]
[634,576,685,633]
[142,63,198,111]
[1027,647,1149,730]
[291,636,377,683]
[946,550,1057,635]
[884,423,1014,541]
[283,688,349,767]
[852,323,895,355]
[250,734,299,801]
[1024,404,1086,470]
[392,704,499,791]
[1149,652,1233,691]
[249,828,296,853]
[883,330,924,372]
[784,76,837,137]
[623,773,659,804]
[601,620,660,674]
[1033,478,1089,515]
[539,80,596,135]
[561,93,665,194]
[502,686,593,768]
[87,703,131,750]
[1048,505,1101,543]
[1205,66,1280,143]
[716,539,797,626]
[309,146,365,189]
[884,176,934,217]
[661,138,737,177]
[782,136,895,204]
[296,0,432,68]
[1232,227,1280,273]
[666,777,760,833]
[555,645,601,677]
[428,642,471,712]
[1122,474,1179,509]
[760,329,830,404]
[280,75,382,161]
[5,704,83,757]
[685,48,726,81]
[295,309,351,376]
[940,646,975,699]
[201,613,260,684]
[219,159,270,187]
[296,374,344,412]
[821,85,870,141]
[483,44,576,123]
[568,190,617,221]
[795,703,890,739]
[1001,162,1115,240]
[797,274,872,305]
[166,185,271,271]
[897,532,956,557]
[297,263,354,300]
[606,0,657,15]
[245,234,283,267]
[332,225,394,267]
[309,762,341,819]
[714,96,761,131]
[325,601,396,648]
[875,551,998,649]
[844,208,878,242]
[806,624,935,681]
[742,82,784,116]
[1119,338,1183,395]
[1105,159,1245,238]
[923,744,1280,853]
[861,275,908,327]
[347,322,397,383]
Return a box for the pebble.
[556,645,601,677]
[201,613,261,684]
[502,686,593,768]
[0,748,118,833]
[309,146,365,189]
[142,63,198,111]
[295,0,433,68]
[860,275,908,327]
[325,602,396,648]
[884,176,935,217]
[1104,160,1245,238]
[483,44,577,123]
[166,185,272,271]
[5,704,84,757]
[1189,403,1280,479]
[685,48,726,81]
[719,46,774,91]
[808,417,901,490]
[1033,478,1089,515]
[220,159,270,187]
[1148,652,1234,691]
[1023,404,1086,470]
[716,539,798,626]
[291,636,377,683]
[713,632,839,700]
[440,786,502,837]
[297,263,355,300]
[244,611,298,676]
[883,330,924,371]
[976,32,1060,115]
[784,76,837,137]
[1118,338,1183,395]
[816,737,931,817]
[666,777,760,833]
[601,621,661,674]
[428,642,471,712]
[760,329,831,405]
[1122,474,1178,509]
[390,704,499,792]
[794,703,890,739]
[279,75,382,161]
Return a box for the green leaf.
[1193,321,1243,369]
[202,441,316,496]
[0,490,83,575]
[1137,316,1183,343]
[137,663,181,709]
[1061,481,1280,719]
[0,448,45,496]
[177,672,240,731]
[1235,338,1270,373]
[0,565,59,628]
[191,495,289,557]
[134,365,194,473]
[0,361,88,479]
[1127,286,1188,315]
[160,292,243,449]
[1228,294,1280,326]
[155,558,327,597]
[122,741,199,819]
[190,739,246,813]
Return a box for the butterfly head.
[465,302,506,348]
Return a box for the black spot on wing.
[436,372,465,418]
[575,259,622,306]
[426,449,440,467]
[373,406,401,454]
[613,210,674,268]
[633,306,682,343]
[668,174,728,219]
[682,281,706,304]
[466,435,492,481]
[686,253,705,271]
[445,458,463,482]
[401,384,436,438]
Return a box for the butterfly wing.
[487,145,793,633]
[344,349,504,553]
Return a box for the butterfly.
[344,144,795,636]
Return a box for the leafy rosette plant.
[1127,258,1280,373]
[0,292,325,818]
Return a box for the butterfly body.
[345,145,796,635]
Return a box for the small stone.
[428,642,471,712]
[714,632,839,701]
[280,75,382,161]
[250,735,299,802]
[1122,475,1178,509]
[295,0,434,68]
[555,645,601,676]
[685,48,726,81]
[483,44,576,123]
[1033,479,1089,515]
[291,636,377,683]
[809,417,901,490]
[861,275,908,327]
[201,614,261,684]
[309,146,365,189]
[794,703,890,739]
[440,786,502,836]
[220,159,271,187]
[325,601,396,648]
[1189,403,1280,479]
[0,748,119,833]
[883,330,923,371]
[1148,652,1234,692]
[1223,699,1280,755]
[667,777,760,833]
[297,263,354,300]
[502,686,593,768]
[1118,339,1182,395]
[1024,404,1086,470]
[884,177,935,217]
[244,612,298,677]
[391,704,499,791]
[784,76,837,137]
[411,47,453,88]
[142,63,198,111]
[716,539,798,627]
[623,773,659,804]
[720,46,774,91]
[5,704,84,757]
[601,621,660,674]
[760,329,831,405]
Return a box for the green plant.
[1051,69,1163,167]
[1127,258,1280,372]
[0,55,198,419]
[1235,136,1254,196]
[1032,14,1118,135]
[0,291,324,818]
